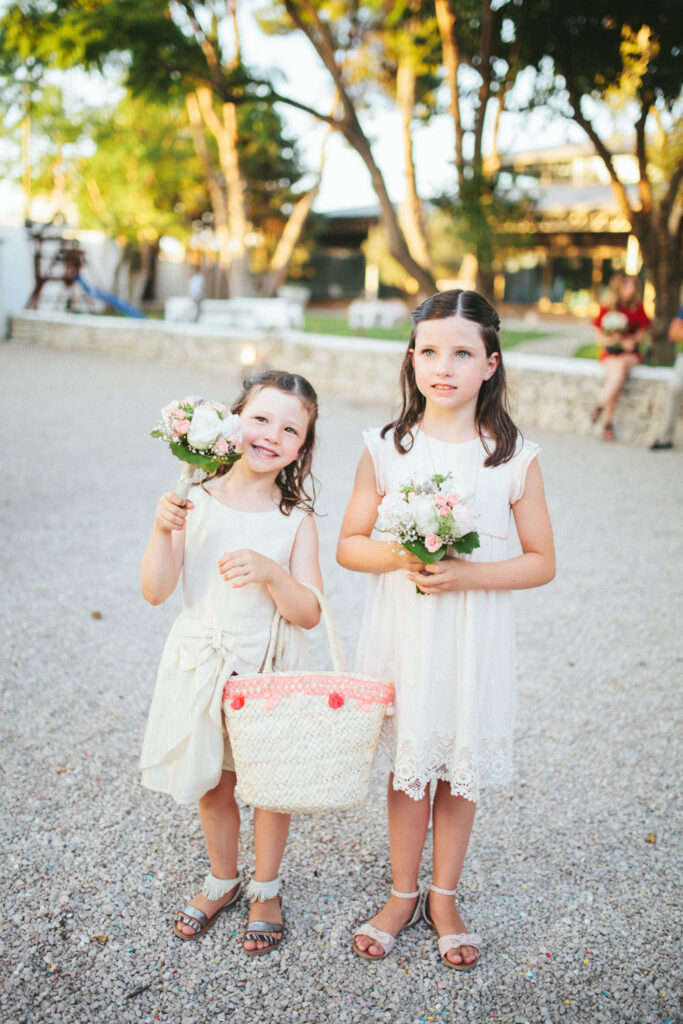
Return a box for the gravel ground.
[1,342,681,1024]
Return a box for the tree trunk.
[222,100,253,297]
[635,208,678,363]
[396,58,432,275]
[281,0,437,297]
[261,181,321,297]
[434,0,464,188]
[130,242,157,306]
[195,87,253,296]
[186,91,230,253]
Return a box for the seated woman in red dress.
[591,274,651,441]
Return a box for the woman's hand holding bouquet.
[377,473,480,593]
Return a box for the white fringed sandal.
[173,872,242,941]
[353,887,423,961]
[423,884,481,971]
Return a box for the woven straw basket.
[223,585,393,814]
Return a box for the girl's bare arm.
[140,493,191,605]
[217,514,322,629]
[336,450,425,574]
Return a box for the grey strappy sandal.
[353,887,423,961]
[243,877,285,956]
[423,884,481,971]
[173,872,241,941]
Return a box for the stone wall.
[8,310,681,446]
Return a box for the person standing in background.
[650,308,683,450]
[189,268,205,322]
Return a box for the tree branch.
[269,88,343,128]
[662,157,683,220]
[634,100,651,214]
[566,83,633,224]
[472,0,493,169]
[434,0,465,188]
[180,0,226,96]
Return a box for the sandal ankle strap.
[430,883,458,897]
[246,876,281,903]
[391,886,420,900]
[200,872,240,900]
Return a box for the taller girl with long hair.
[338,290,555,970]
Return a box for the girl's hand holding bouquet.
[151,396,242,503]
[377,473,480,593]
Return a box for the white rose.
[217,411,241,444]
[452,503,477,535]
[187,405,223,450]
[412,494,440,536]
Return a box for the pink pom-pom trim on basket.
[222,583,394,814]
[222,674,393,711]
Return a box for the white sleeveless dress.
[140,486,308,805]
[356,427,540,803]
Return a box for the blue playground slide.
[76,274,146,318]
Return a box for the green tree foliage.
[0,0,316,296]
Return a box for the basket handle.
[260,581,347,675]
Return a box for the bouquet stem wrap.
[175,463,200,503]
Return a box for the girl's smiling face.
[239,386,310,474]
[411,315,499,410]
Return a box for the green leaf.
[169,441,242,472]
[402,539,447,564]
[170,443,220,472]
[453,531,480,555]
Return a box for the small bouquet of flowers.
[151,397,242,500]
[377,473,480,593]
[601,311,629,334]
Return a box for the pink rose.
[162,402,179,417]
[434,493,447,506]
[446,492,461,505]
[425,533,443,553]
[174,419,191,436]
[214,438,229,454]
[438,505,450,517]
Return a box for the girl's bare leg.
[428,781,478,966]
[175,769,240,936]
[354,774,430,957]
[243,809,291,952]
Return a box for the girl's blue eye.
[421,348,435,356]
[456,350,471,359]
[285,426,298,435]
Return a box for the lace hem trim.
[379,732,514,802]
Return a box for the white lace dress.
[356,427,540,802]
[140,486,307,805]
